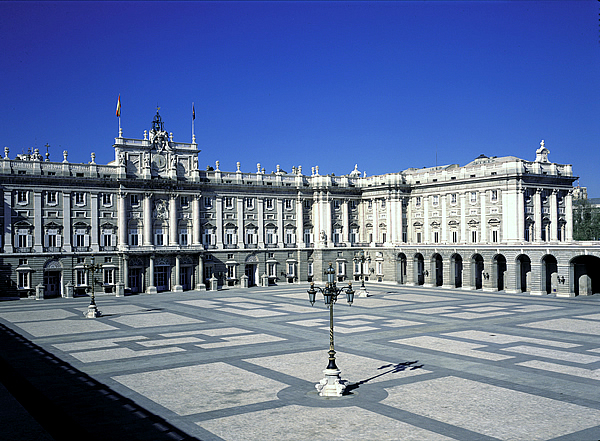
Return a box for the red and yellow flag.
[116,95,121,117]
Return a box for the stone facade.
[1,112,598,299]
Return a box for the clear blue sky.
[2,1,599,194]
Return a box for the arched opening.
[414,253,424,286]
[493,254,507,291]
[472,254,484,290]
[451,253,462,288]
[517,255,532,292]
[397,253,407,284]
[542,255,558,294]
[43,259,63,298]
[431,253,443,286]
[570,255,600,295]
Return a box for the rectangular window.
[76,269,86,286]
[381,199,386,209]
[285,199,293,210]
[47,191,57,204]
[224,197,233,209]
[18,272,30,289]
[349,200,357,210]
[303,200,310,209]
[471,230,477,243]
[368,200,373,209]
[103,269,114,285]
[265,198,274,210]
[333,200,340,210]
[155,228,164,246]
[180,229,188,246]
[227,265,235,279]
[102,193,112,206]
[433,195,439,206]
[245,230,255,244]
[350,228,358,243]
[225,228,236,245]
[75,192,85,205]
[304,229,312,245]
[285,229,295,244]
[130,194,140,207]
[492,230,499,243]
[17,190,28,204]
[416,232,422,243]
[470,192,477,203]
[129,229,139,246]
[491,190,498,201]
[451,193,457,204]
[415,197,421,207]
[267,262,276,277]
[337,261,345,276]
[102,232,112,247]
[287,263,295,277]
[180,196,189,208]
[433,231,439,243]
[204,197,212,208]
[265,228,276,244]
[245,198,254,209]
[203,229,213,245]
[333,228,341,243]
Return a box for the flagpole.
[192,102,196,144]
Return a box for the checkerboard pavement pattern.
[1,284,599,440]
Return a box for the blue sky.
[2,1,599,194]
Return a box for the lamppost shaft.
[327,296,337,370]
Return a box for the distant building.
[1,112,598,298]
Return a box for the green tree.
[573,199,600,241]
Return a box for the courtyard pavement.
[0,283,599,441]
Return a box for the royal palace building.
[1,111,598,299]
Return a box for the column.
[441,193,447,243]
[169,193,178,246]
[423,196,429,243]
[62,191,72,252]
[443,256,454,288]
[550,189,558,241]
[517,187,525,241]
[192,195,201,245]
[405,256,415,286]
[216,196,223,248]
[406,197,412,243]
[359,197,366,243]
[385,195,392,244]
[196,254,206,290]
[529,261,544,295]
[460,192,466,243]
[90,192,99,252]
[3,190,12,253]
[143,192,153,246]
[118,192,127,248]
[372,199,379,245]
[313,192,322,247]
[504,260,519,293]
[237,197,244,248]
[324,192,332,248]
[534,188,542,242]
[256,197,264,246]
[565,190,573,241]
[461,258,473,290]
[342,199,350,244]
[34,191,43,252]
[389,195,397,243]
[277,198,284,247]
[123,255,129,290]
[173,255,183,292]
[397,195,404,243]
[480,191,486,243]
[296,194,304,248]
[147,255,157,293]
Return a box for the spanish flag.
[116,95,121,117]
[192,103,195,120]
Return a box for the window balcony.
[15,247,33,253]
[73,246,90,252]
[44,247,63,253]
[223,244,238,249]
[284,243,296,248]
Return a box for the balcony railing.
[14,247,33,253]
[73,246,90,252]
[44,247,62,253]
[223,244,238,249]
[284,243,296,248]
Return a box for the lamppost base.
[316,368,347,397]
[358,287,369,297]
[84,304,102,318]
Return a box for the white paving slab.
[109,312,203,328]
[70,346,185,363]
[53,335,147,352]
[517,360,600,380]
[383,376,600,440]
[13,319,118,337]
[391,336,513,361]
[0,309,77,322]
[520,318,600,335]
[444,330,580,348]
[196,404,455,441]
[217,307,288,317]
[500,345,600,364]
[195,333,285,349]
[112,363,287,415]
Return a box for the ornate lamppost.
[307,263,354,397]
[83,256,103,318]
[353,250,371,297]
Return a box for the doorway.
[43,271,61,297]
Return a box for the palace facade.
[1,111,598,299]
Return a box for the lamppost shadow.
[345,361,424,393]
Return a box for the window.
[492,230,499,243]
[416,232,422,243]
[451,193,457,204]
[376,261,383,275]
[368,200,373,209]
[452,231,458,243]
[267,262,277,277]
[349,200,357,210]
[337,261,345,276]
[433,231,439,243]
[265,227,276,244]
[102,193,112,206]
[225,228,236,245]
[227,265,236,279]
[415,197,421,207]
[287,262,295,277]
[333,200,340,210]
[45,229,60,248]
[245,198,254,209]
[75,192,85,205]
[333,228,341,243]
[130,194,140,207]
[285,228,295,244]
[433,195,439,206]
[470,192,477,203]
[471,230,477,243]
[17,190,28,204]
[304,228,312,245]
[47,191,57,204]
[245,229,256,244]
[76,269,86,286]
[180,228,188,246]
[285,199,293,210]
[204,197,212,208]
[203,229,213,245]
[18,272,30,289]
[491,190,498,202]
[224,197,234,209]
[381,199,386,209]
[303,200,310,209]
[350,228,358,243]
[104,269,114,285]
[129,229,139,246]
[180,196,189,208]
[155,228,164,246]
[16,230,30,248]
[265,198,274,210]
